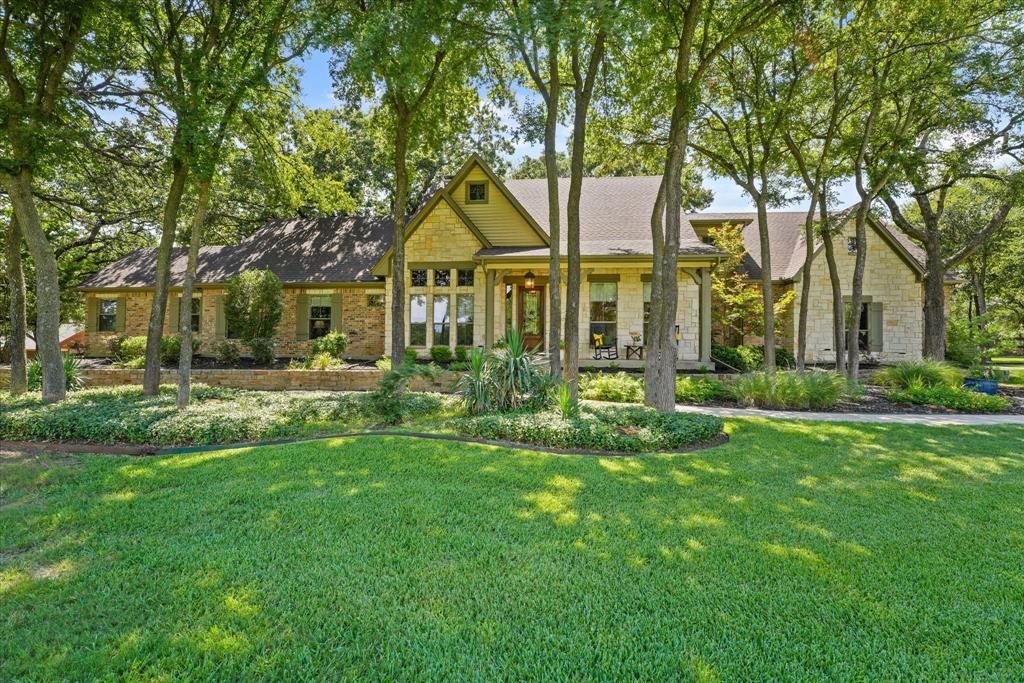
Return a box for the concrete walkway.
[674,404,1024,426]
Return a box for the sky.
[297,51,861,213]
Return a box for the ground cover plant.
[0,385,449,446]
[885,383,1011,413]
[450,404,723,453]
[2,420,1023,679]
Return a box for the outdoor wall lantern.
[524,271,536,289]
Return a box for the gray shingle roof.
[82,215,393,288]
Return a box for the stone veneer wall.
[792,226,923,363]
[83,286,386,360]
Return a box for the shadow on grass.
[2,419,1023,679]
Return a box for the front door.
[517,286,544,350]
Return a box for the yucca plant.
[455,347,490,415]
[27,353,84,392]
[487,328,546,410]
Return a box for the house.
[79,155,931,366]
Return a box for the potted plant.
[964,362,999,395]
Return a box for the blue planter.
[964,378,999,395]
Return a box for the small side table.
[625,344,645,360]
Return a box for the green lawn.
[3,420,1024,680]
[991,357,1024,385]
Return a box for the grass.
[990,357,1024,386]
[3,420,1024,679]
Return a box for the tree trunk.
[177,179,211,408]
[819,201,846,375]
[795,196,818,371]
[390,116,410,368]
[922,236,946,360]
[845,206,869,379]
[4,170,65,402]
[143,157,189,395]
[4,213,28,394]
[755,196,775,371]
[543,45,562,376]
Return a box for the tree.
[224,269,284,363]
[503,0,565,375]
[332,0,486,368]
[0,0,100,402]
[628,0,784,411]
[3,213,26,393]
[690,16,806,372]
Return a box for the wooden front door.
[517,286,544,350]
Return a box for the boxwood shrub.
[450,405,723,453]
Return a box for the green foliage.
[452,405,723,453]
[111,335,147,362]
[246,338,277,366]
[945,315,1013,367]
[485,329,550,411]
[712,344,795,373]
[375,357,392,372]
[213,340,241,364]
[454,345,468,362]
[886,383,1010,413]
[730,371,849,410]
[310,331,348,359]
[0,385,446,446]
[26,354,83,392]
[454,347,490,415]
[448,361,470,371]
[554,382,579,420]
[675,376,728,404]
[873,360,963,390]
[370,361,440,425]
[294,352,344,370]
[579,371,644,403]
[430,345,453,364]
[404,347,419,364]
[224,270,284,343]
[159,335,200,366]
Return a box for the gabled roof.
[81,215,392,289]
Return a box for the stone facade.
[792,226,923,363]
[83,285,386,360]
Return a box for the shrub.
[375,357,392,372]
[245,337,277,366]
[448,361,470,371]
[111,335,147,361]
[299,352,343,370]
[487,328,550,411]
[579,371,643,403]
[430,345,453,364]
[27,354,84,392]
[451,404,723,453]
[730,371,848,410]
[224,269,284,342]
[404,347,419,364]
[886,382,1010,413]
[159,335,200,366]
[554,382,579,419]
[454,347,490,415]
[311,331,348,359]
[675,376,728,404]
[117,356,146,369]
[454,345,468,362]
[213,340,241,364]
[711,344,795,372]
[873,360,962,389]
[370,360,439,424]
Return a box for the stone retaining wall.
[0,367,458,393]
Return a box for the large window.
[456,294,474,346]
[434,269,451,287]
[642,281,652,343]
[98,299,117,332]
[433,295,450,345]
[845,301,882,352]
[589,282,617,346]
[410,294,427,346]
[188,298,201,333]
[309,295,332,340]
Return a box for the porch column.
[484,269,495,349]
[700,267,712,364]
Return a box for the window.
[457,269,474,287]
[589,282,617,346]
[456,294,474,346]
[189,298,201,333]
[434,268,451,287]
[98,299,117,332]
[410,269,427,287]
[847,237,858,254]
[467,181,488,203]
[433,295,450,345]
[844,301,883,353]
[309,295,332,340]
[410,294,427,346]
[643,281,652,343]
[367,293,384,308]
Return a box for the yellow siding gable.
[452,166,545,246]
[405,197,483,262]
